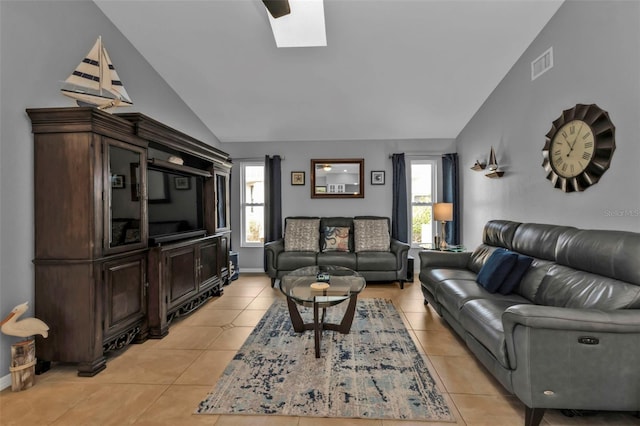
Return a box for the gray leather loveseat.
[419,220,640,426]
[265,216,410,287]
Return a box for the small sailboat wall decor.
[485,146,504,178]
[61,36,133,110]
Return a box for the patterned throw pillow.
[354,219,390,252]
[322,226,350,252]
[284,219,320,252]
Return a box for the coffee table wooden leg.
[286,297,305,332]
[313,300,321,358]
[338,294,358,333]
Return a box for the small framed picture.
[291,171,305,185]
[371,170,385,185]
[174,176,191,190]
[111,174,125,189]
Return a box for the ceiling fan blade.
[263,0,291,18]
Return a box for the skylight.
[267,0,327,48]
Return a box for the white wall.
[0,0,221,383]
[223,138,455,270]
[457,0,640,248]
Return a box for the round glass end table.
[279,265,366,358]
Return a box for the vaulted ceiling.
[95,0,563,143]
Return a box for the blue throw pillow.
[498,254,533,295]
[476,249,518,293]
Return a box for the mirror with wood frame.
[310,158,364,198]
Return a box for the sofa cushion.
[354,219,390,252]
[476,249,518,293]
[555,228,640,286]
[535,264,640,309]
[437,279,528,323]
[482,220,521,250]
[357,252,397,271]
[277,251,317,270]
[514,259,554,302]
[284,218,320,252]
[317,252,357,269]
[511,223,575,261]
[420,268,478,284]
[498,253,533,295]
[467,244,497,273]
[459,298,530,369]
[322,226,350,252]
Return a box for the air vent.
[531,47,553,81]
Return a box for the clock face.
[542,104,616,192]
[550,120,595,178]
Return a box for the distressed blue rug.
[196,298,454,421]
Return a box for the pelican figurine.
[0,302,49,339]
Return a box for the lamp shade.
[433,203,453,222]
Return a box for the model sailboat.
[485,146,504,178]
[60,36,133,110]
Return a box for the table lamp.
[433,203,453,250]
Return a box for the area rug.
[196,298,454,421]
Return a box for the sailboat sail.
[61,36,133,109]
[488,146,498,171]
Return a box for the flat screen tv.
[147,166,206,244]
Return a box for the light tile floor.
[1,274,638,426]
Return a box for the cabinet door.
[104,139,147,254]
[165,245,197,310]
[217,234,230,282]
[199,239,219,289]
[102,254,147,343]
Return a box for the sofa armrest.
[419,250,471,270]
[502,304,640,370]
[390,239,410,270]
[502,305,640,410]
[264,239,284,276]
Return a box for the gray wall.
[2,0,638,386]
[223,138,455,271]
[457,0,640,248]
[0,0,221,382]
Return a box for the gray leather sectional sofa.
[419,220,640,426]
[265,216,410,287]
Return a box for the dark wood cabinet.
[147,235,226,338]
[28,107,232,376]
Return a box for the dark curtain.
[264,155,282,270]
[391,153,408,243]
[442,153,460,245]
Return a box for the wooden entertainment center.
[27,107,232,376]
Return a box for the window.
[409,158,438,247]
[240,162,265,246]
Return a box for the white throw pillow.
[354,219,390,252]
[284,219,320,252]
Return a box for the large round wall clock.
[542,103,616,193]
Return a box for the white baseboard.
[238,268,265,274]
[0,373,11,391]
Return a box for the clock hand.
[570,123,584,149]
[566,123,584,156]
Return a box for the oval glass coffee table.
[280,265,366,358]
